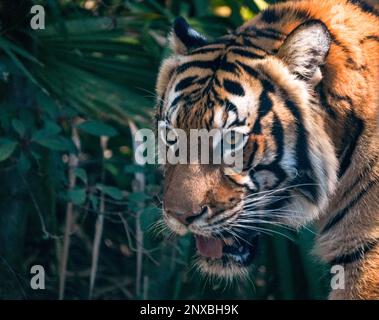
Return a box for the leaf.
[0,108,10,131]
[36,92,60,119]
[74,168,87,184]
[124,164,145,173]
[31,151,42,161]
[35,136,75,152]
[140,205,161,231]
[128,191,150,203]
[2,46,42,89]
[67,188,86,205]
[32,121,62,141]
[0,139,17,162]
[77,120,118,137]
[0,37,43,65]
[18,152,31,172]
[89,193,99,210]
[11,119,25,137]
[96,183,124,200]
[105,163,118,176]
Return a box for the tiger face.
[156,17,338,279]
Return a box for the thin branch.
[92,278,133,299]
[143,276,149,300]
[89,136,108,299]
[117,212,159,266]
[59,118,81,300]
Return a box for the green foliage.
[0,0,327,300]
[77,121,118,137]
[0,138,17,161]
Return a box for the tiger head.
[155,17,338,279]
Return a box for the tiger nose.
[166,206,208,225]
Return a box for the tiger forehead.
[166,76,259,131]
[164,49,267,130]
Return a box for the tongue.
[195,235,223,259]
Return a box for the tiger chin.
[155,0,379,299]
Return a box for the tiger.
[154,0,379,299]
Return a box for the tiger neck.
[314,130,379,299]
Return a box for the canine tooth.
[223,238,234,245]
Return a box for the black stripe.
[175,76,197,92]
[261,78,275,93]
[348,0,379,17]
[219,61,238,74]
[272,112,284,162]
[247,26,285,41]
[176,59,219,74]
[322,176,379,233]
[264,27,285,36]
[252,26,285,40]
[212,91,224,106]
[330,34,350,54]
[236,61,260,78]
[230,48,264,59]
[294,10,312,21]
[251,91,273,134]
[338,112,365,178]
[345,57,367,71]
[225,100,238,113]
[291,171,319,204]
[330,238,379,265]
[251,77,275,134]
[315,83,338,119]
[327,90,354,108]
[331,36,366,71]
[206,37,235,46]
[157,97,164,118]
[329,34,365,71]
[360,35,379,44]
[214,75,221,87]
[260,7,285,24]
[190,47,223,55]
[227,116,246,129]
[255,71,315,196]
[196,76,209,85]
[223,79,245,96]
[341,152,379,199]
[260,7,311,24]
[281,96,318,203]
[170,94,183,108]
[241,37,272,54]
[243,114,284,176]
[284,99,311,171]
[244,140,258,170]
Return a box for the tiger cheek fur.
[156,0,379,299]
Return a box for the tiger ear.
[277,20,331,84]
[169,17,208,54]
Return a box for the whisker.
[243,182,322,201]
[230,224,295,242]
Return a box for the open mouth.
[194,232,260,267]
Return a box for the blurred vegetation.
[0,0,329,299]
